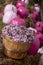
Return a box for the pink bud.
[28,36,40,55]
[16,1,26,9]
[17,6,28,18]
[9,17,26,26]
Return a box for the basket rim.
[3,35,29,45]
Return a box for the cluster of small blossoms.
[2,25,36,43]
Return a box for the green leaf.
[0,0,5,4]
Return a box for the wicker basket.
[3,36,30,59]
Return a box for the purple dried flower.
[2,25,36,43]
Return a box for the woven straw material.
[3,36,30,59]
[0,39,41,65]
[4,48,27,59]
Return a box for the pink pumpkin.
[31,11,39,20]
[17,6,28,18]
[36,33,43,46]
[35,21,42,32]
[16,1,26,9]
[28,36,40,55]
[9,17,26,26]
